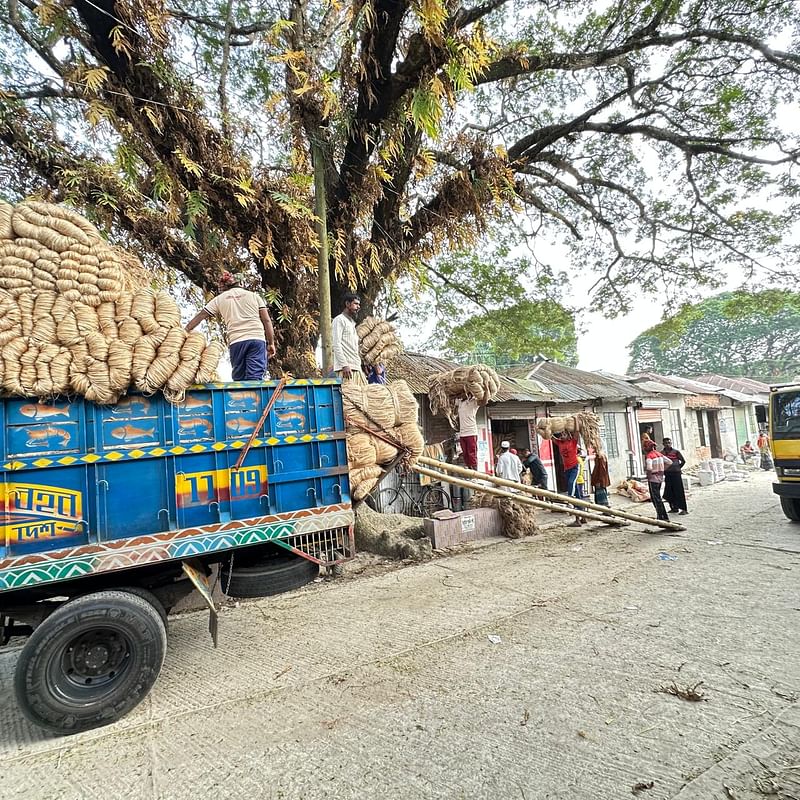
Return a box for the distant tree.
[445,300,578,366]
[384,246,577,366]
[627,290,800,379]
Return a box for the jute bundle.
[342,379,425,503]
[356,316,403,366]
[0,202,12,240]
[350,464,383,502]
[0,201,223,403]
[195,341,225,383]
[535,412,603,454]
[346,433,379,470]
[475,492,539,539]
[429,364,500,425]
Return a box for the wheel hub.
[62,629,130,684]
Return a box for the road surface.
[1,471,798,800]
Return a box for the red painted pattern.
[0,502,352,571]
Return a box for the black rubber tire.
[420,487,451,517]
[780,496,800,522]
[14,590,167,735]
[116,587,169,629]
[376,487,405,514]
[220,551,319,598]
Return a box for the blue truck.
[0,379,353,735]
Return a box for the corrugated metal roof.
[631,372,724,396]
[505,361,638,402]
[386,352,552,402]
[598,370,692,396]
[692,374,770,402]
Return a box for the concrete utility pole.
[312,137,333,374]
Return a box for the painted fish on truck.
[0,379,352,566]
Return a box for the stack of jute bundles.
[356,316,402,365]
[428,364,500,425]
[535,411,603,454]
[0,200,222,404]
[343,380,424,501]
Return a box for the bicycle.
[367,470,452,518]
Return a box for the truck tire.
[220,551,319,598]
[14,590,167,735]
[780,497,800,522]
[117,586,169,629]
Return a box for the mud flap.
[181,559,219,648]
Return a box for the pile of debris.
[0,200,222,404]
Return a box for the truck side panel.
[0,379,353,590]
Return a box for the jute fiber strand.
[356,316,403,366]
[0,201,222,403]
[342,379,425,501]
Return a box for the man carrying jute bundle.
[186,270,276,381]
[332,292,366,385]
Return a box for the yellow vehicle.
[767,384,800,522]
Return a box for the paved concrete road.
[2,471,799,800]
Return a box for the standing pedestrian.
[575,447,588,499]
[331,293,366,385]
[552,426,585,527]
[590,453,611,507]
[661,437,688,515]
[520,447,548,489]
[643,440,669,521]
[757,431,773,470]
[456,397,479,470]
[495,441,523,481]
[185,270,276,381]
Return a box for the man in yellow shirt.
[186,271,276,380]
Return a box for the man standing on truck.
[332,292,366,385]
[186,271,276,381]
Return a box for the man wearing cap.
[186,270,276,381]
[495,441,523,482]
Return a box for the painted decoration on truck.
[2,482,83,551]
[176,392,215,443]
[18,402,73,421]
[273,410,308,433]
[0,503,353,591]
[226,391,261,413]
[110,396,153,416]
[176,466,268,507]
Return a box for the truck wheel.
[780,497,800,522]
[117,587,169,629]
[220,551,318,598]
[14,590,167,735]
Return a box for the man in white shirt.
[456,397,479,470]
[495,440,523,482]
[186,271,275,380]
[331,292,365,385]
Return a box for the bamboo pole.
[312,137,333,374]
[413,465,627,526]
[416,456,685,532]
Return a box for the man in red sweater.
[552,429,585,527]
